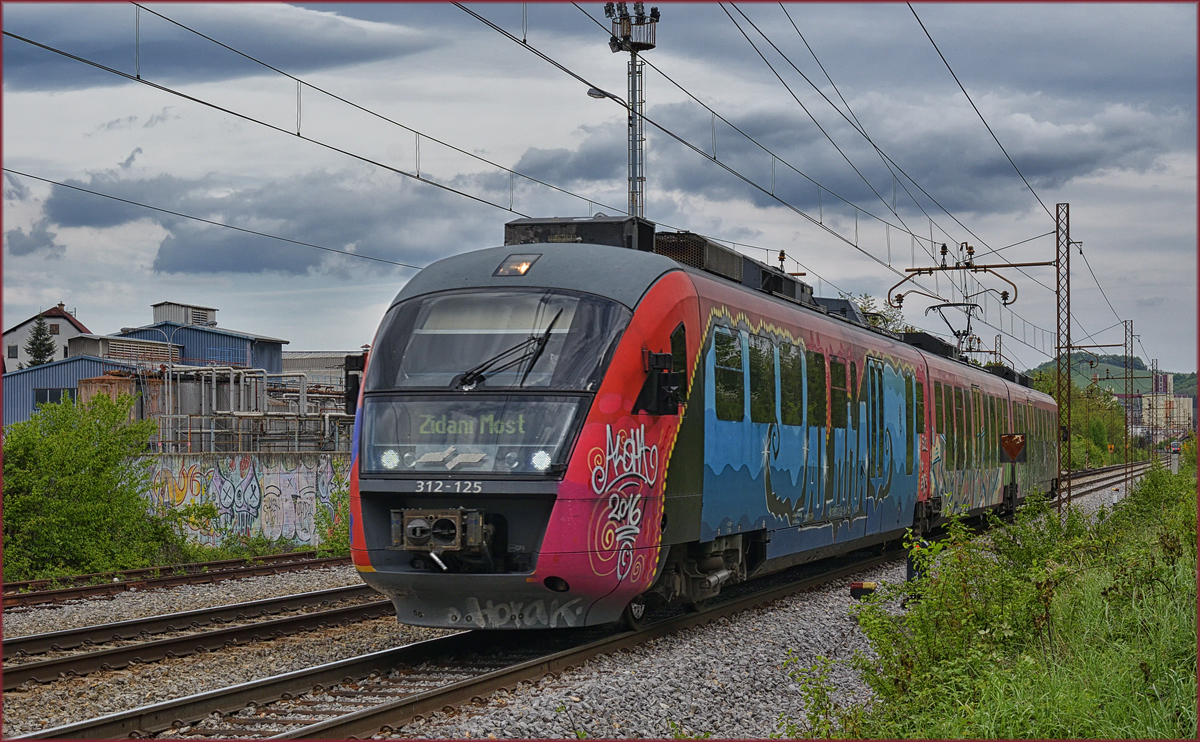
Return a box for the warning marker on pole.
[1000,434,1027,463]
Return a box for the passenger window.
[849,362,858,431]
[934,380,944,435]
[714,329,744,422]
[965,389,974,470]
[780,342,803,427]
[806,350,826,426]
[953,387,965,471]
[987,396,996,467]
[670,323,688,405]
[830,359,847,428]
[905,374,914,476]
[916,380,926,434]
[748,334,776,424]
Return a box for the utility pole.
[604,2,658,218]
[1124,320,1133,495]
[1055,203,1072,512]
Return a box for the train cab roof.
[389,242,682,310]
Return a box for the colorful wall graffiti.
[145,453,350,547]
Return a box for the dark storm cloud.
[43,173,200,229]
[511,124,627,184]
[145,169,509,275]
[119,148,144,170]
[5,219,64,258]
[4,174,32,202]
[633,82,1191,221]
[3,3,440,91]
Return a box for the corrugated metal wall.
[121,325,281,371]
[251,341,283,373]
[3,356,138,426]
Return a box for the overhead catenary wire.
[129,3,632,221]
[3,168,423,270]
[145,0,1077,362]
[127,2,865,302]
[18,9,1131,365]
[907,2,1054,222]
[719,3,916,242]
[2,29,538,219]
[568,2,1094,359]
[454,3,953,298]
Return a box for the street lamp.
[121,320,217,450]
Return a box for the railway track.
[1060,460,1151,503]
[12,551,899,740]
[7,461,1153,738]
[3,553,351,609]
[2,586,388,691]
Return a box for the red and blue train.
[349,215,1058,630]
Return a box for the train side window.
[1001,398,1009,436]
[806,350,826,427]
[934,380,944,436]
[849,362,858,431]
[670,323,688,406]
[670,323,687,375]
[916,379,926,434]
[965,389,975,470]
[988,396,997,467]
[830,359,848,428]
[714,328,744,422]
[905,373,914,476]
[953,387,965,471]
[780,342,803,426]
[748,334,776,424]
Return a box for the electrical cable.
[130,3,632,220]
[907,2,1054,221]
[3,168,424,270]
[720,3,915,239]
[2,29,532,219]
[571,2,1082,356]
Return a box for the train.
[348,215,1058,630]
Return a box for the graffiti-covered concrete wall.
[144,453,350,546]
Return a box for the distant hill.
[1026,356,1195,398]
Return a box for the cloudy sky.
[4,2,1196,374]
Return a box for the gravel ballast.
[2,480,1136,739]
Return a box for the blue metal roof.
[117,323,284,372]
[3,356,138,427]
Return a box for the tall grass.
[791,438,1197,739]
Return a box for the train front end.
[349,239,695,630]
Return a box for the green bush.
[314,482,351,557]
[2,393,189,581]
[829,454,1197,739]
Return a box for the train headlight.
[402,451,417,468]
[380,449,400,470]
[504,451,521,469]
[531,449,552,471]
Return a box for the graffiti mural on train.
[147,453,349,546]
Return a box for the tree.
[23,314,57,367]
[2,393,175,580]
[851,293,916,334]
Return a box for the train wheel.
[620,594,648,630]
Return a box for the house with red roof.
[3,302,91,372]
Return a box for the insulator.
[650,6,660,20]
[604,2,615,19]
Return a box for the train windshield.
[360,395,587,475]
[365,289,631,391]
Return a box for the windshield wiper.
[518,308,563,387]
[457,308,564,390]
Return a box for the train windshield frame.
[364,288,632,392]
